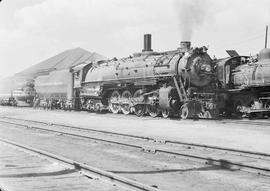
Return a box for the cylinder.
[142,34,153,52]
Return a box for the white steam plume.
[175,0,211,41]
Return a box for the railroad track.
[0,137,159,191]
[218,119,270,127]
[2,106,270,126]
[0,116,270,176]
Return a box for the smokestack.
[179,41,191,52]
[142,34,153,52]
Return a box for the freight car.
[80,34,216,119]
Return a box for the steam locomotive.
[215,47,270,118]
[80,34,216,119]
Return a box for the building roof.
[16,47,107,78]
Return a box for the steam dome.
[258,48,270,61]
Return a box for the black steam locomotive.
[215,47,270,118]
[80,34,216,119]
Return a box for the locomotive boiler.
[233,48,270,88]
[81,34,215,118]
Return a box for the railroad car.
[81,34,216,118]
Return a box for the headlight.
[200,64,211,72]
[205,65,211,72]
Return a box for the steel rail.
[1,116,153,140]
[0,185,7,191]
[0,137,160,191]
[219,119,270,127]
[2,116,270,158]
[0,118,270,176]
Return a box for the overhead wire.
[213,33,265,50]
[209,26,267,47]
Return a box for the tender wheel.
[109,90,121,114]
[265,100,270,109]
[147,105,160,118]
[248,98,263,119]
[94,103,101,112]
[133,89,145,117]
[264,100,270,117]
[121,90,132,115]
[180,104,189,119]
[234,100,244,116]
[161,109,171,118]
[86,100,92,112]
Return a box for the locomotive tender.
[80,34,216,118]
[33,63,94,110]
[34,69,73,109]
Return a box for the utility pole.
[265,25,268,48]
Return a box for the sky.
[0,0,270,78]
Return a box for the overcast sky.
[0,0,270,78]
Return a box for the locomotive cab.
[216,56,248,89]
[71,62,93,110]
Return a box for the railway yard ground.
[1,106,270,190]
